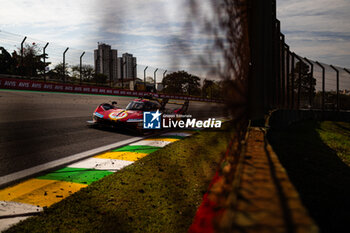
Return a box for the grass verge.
[316,121,350,166]
[268,120,350,233]
[5,126,232,233]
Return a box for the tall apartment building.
[94,43,118,82]
[94,43,137,85]
[118,53,137,80]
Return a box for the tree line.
[0,43,107,84]
[161,70,223,98]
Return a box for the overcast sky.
[277,0,350,68]
[0,0,349,79]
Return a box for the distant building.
[94,44,137,85]
[117,57,123,81]
[94,43,118,83]
[121,53,137,80]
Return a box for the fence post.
[344,69,350,102]
[285,44,290,109]
[275,20,281,107]
[295,55,302,109]
[280,34,285,107]
[247,0,275,123]
[80,52,85,85]
[154,68,158,93]
[144,66,148,90]
[122,60,126,89]
[133,64,137,84]
[291,52,295,109]
[20,36,27,74]
[43,42,49,81]
[315,61,325,111]
[304,58,314,108]
[330,65,339,111]
[63,47,69,83]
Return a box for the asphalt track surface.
[0,90,225,177]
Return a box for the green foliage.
[202,79,222,99]
[71,64,95,81]
[317,121,350,166]
[0,47,18,74]
[0,45,50,77]
[93,73,108,84]
[162,70,201,96]
[47,63,69,81]
[290,61,316,99]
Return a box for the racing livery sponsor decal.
[94,112,104,118]
[109,111,128,120]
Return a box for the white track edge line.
[0,136,145,187]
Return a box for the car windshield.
[126,101,145,110]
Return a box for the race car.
[88,96,189,133]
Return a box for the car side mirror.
[112,101,117,105]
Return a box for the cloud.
[277,0,350,68]
[0,0,217,76]
[1,0,349,81]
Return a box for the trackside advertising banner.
[0,78,222,103]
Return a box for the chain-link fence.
[278,48,350,111]
[270,26,350,111]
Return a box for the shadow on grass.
[334,122,350,133]
[267,120,350,233]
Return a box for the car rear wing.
[162,99,189,113]
[140,94,190,112]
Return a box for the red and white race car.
[88,96,189,133]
